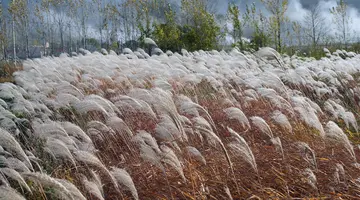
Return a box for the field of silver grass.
[1,44,360,199]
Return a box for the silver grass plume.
[194,125,233,171]
[73,150,120,192]
[223,107,250,130]
[270,137,284,159]
[84,94,121,115]
[296,142,317,170]
[110,167,139,200]
[106,116,135,152]
[303,168,317,190]
[45,138,76,166]
[250,116,274,139]
[0,186,26,200]
[61,122,94,150]
[89,170,103,195]
[160,145,186,181]
[72,100,109,118]
[0,168,31,193]
[133,131,164,171]
[2,157,31,172]
[56,179,87,200]
[185,146,206,165]
[227,127,257,173]
[224,185,233,200]
[177,95,217,131]
[325,121,356,162]
[82,177,105,200]
[156,114,187,143]
[334,163,345,184]
[0,128,32,170]
[271,110,292,133]
[21,172,73,200]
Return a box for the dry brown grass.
[0,61,23,83]
[23,78,360,200]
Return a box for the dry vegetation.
[1,48,360,200]
[0,61,23,83]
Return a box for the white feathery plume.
[55,83,84,99]
[144,38,157,46]
[325,121,356,162]
[227,127,257,173]
[343,111,358,133]
[0,167,31,193]
[292,97,324,136]
[3,157,31,172]
[82,178,105,200]
[84,94,120,115]
[56,179,87,200]
[160,145,185,181]
[185,146,206,165]
[334,163,345,184]
[303,168,317,190]
[271,110,292,133]
[179,115,192,127]
[110,167,139,200]
[0,128,32,170]
[61,122,94,151]
[223,107,250,130]
[270,137,284,158]
[0,186,26,200]
[133,131,164,170]
[224,186,233,200]
[72,100,109,117]
[106,116,135,152]
[155,114,186,142]
[0,170,10,187]
[89,170,103,194]
[177,96,217,131]
[250,116,273,139]
[87,128,105,142]
[45,138,76,166]
[61,122,92,144]
[256,88,292,112]
[106,116,133,138]
[73,150,120,192]
[33,121,68,138]
[87,120,111,133]
[55,93,80,108]
[22,172,73,200]
[193,116,213,133]
[296,142,317,170]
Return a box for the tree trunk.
[69,24,72,54]
[12,15,16,63]
[60,22,64,53]
[277,20,281,52]
[25,22,29,59]
[43,31,46,57]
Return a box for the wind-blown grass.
[1,46,360,199]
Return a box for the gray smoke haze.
[2,0,360,40]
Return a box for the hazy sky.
[2,0,360,40]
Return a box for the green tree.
[181,0,221,51]
[0,0,7,59]
[303,3,328,48]
[245,2,271,50]
[152,5,181,52]
[227,3,244,49]
[260,0,289,52]
[9,0,30,58]
[330,0,351,48]
[292,21,302,47]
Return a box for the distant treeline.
[0,0,358,60]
